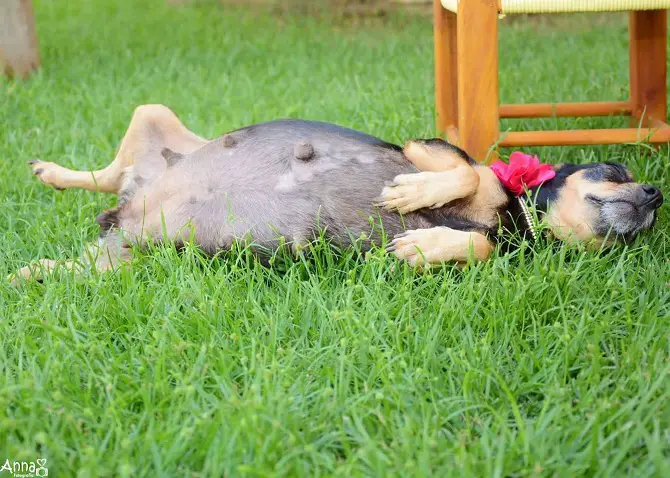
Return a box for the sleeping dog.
[12,104,663,282]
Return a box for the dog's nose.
[642,185,660,196]
[642,185,663,208]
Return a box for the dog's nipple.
[161,148,184,167]
[294,142,314,161]
[222,134,236,148]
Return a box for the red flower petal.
[490,152,556,196]
[489,161,509,179]
[509,151,532,171]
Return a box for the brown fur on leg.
[377,167,480,214]
[28,104,208,194]
[388,227,493,267]
[403,139,473,172]
[377,139,481,213]
[383,139,508,225]
[9,232,132,285]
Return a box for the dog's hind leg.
[8,232,132,285]
[29,104,208,194]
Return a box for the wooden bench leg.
[629,10,667,127]
[457,0,499,163]
[434,0,459,144]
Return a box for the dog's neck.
[499,192,541,242]
[495,176,560,245]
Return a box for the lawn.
[1,0,669,476]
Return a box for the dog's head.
[531,162,663,243]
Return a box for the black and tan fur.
[11,105,662,282]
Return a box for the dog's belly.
[116,119,432,252]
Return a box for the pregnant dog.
[13,105,663,282]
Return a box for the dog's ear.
[403,139,474,172]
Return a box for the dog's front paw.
[386,229,445,267]
[28,160,67,190]
[387,227,493,266]
[376,172,446,214]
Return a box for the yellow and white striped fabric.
[441,0,670,14]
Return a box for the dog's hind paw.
[7,272,20,286]
[28,159,68,190]
[8,267,32,286]
[8,259,61,286]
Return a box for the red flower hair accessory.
[490,152,556,196]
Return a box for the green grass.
[1,1,669,476]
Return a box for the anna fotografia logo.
[0,458,48,477]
